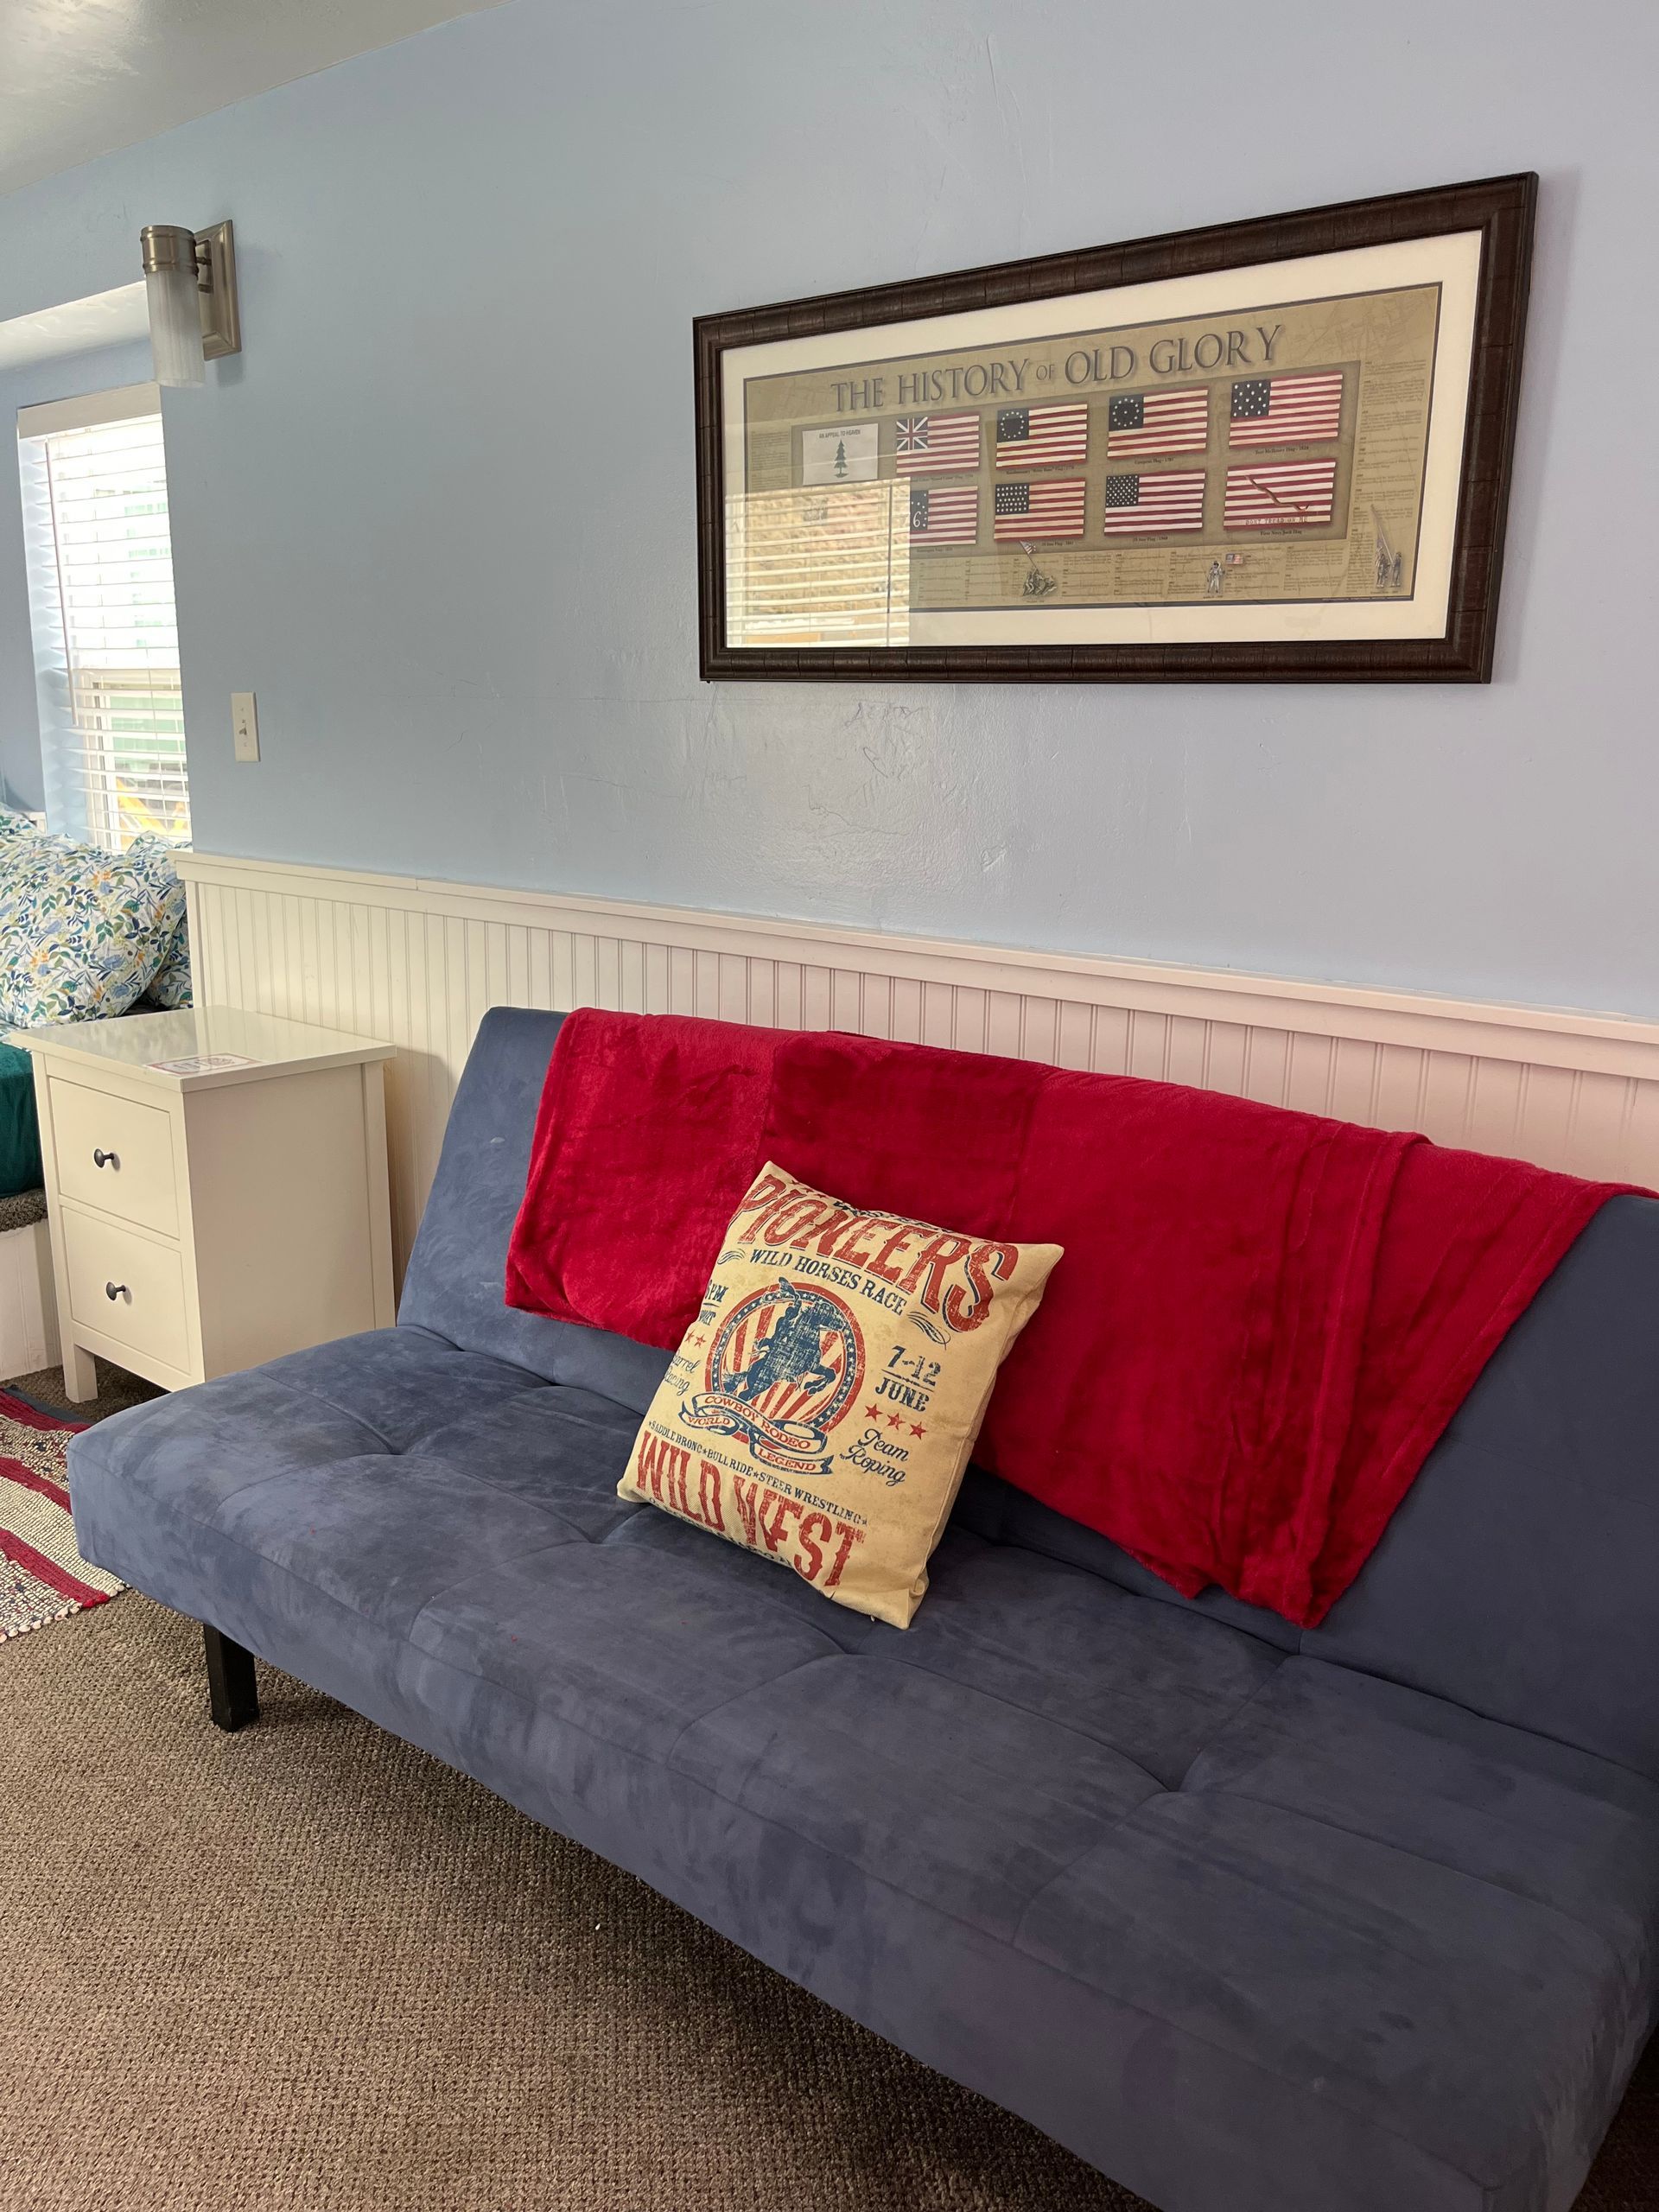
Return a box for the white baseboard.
[0,1217,60,1382]
[175,850,1659,1289]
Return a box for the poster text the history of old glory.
[830,324,1287,414]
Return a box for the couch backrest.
[399,1007,672,1410]
[1304,1190,1659,1774]
[407,1007,1659,1777]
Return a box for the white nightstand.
[7,1007,396,1402]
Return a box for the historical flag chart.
[718,236,1479,651]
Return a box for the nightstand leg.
[61,1341,98,1402]
[203,1624,260,1732]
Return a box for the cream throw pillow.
[618,1162,1062,1627]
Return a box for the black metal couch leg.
[202,1623,260,1731]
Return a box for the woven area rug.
[0,1386,122,1637]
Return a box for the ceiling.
[0,0,504,197]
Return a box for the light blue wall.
[0,0,1653,1012]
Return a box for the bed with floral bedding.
[0,810,192,1195]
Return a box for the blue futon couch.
[68,1008,1659,2212]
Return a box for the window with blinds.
[17,399,191,851]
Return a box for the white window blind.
[17,399,191,850]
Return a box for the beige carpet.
[2,1527,1656,2209]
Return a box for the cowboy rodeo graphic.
[681,1279,866,1475]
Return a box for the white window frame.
[16,382,192,851]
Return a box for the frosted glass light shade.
[146,261,204,387]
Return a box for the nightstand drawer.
[50,1077,180,1237]
[60,1209,189,1371]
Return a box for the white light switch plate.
[232,691,260,762]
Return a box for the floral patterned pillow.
[125,836,192,1008]
[146,917,194,1010]
[0,830,188,1029]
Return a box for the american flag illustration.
[995,404,1089,469]
[894,412,982,474]
[1224,459,1338,530]
[1229,372,1344,447]
[1102,470,1206,535]
[909,484,979,546]
[1107,388,1209,459]
[993,479,1086,542]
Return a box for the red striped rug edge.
[0,1528,111,1611]
[1,1452,73,1506]
[0,1387,86,1435]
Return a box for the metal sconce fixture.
[139,219,240,387]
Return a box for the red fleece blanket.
[505,1009,1628,1625]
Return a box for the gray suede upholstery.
[68,1007,1659,2212]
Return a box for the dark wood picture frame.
[694,173,1535,684]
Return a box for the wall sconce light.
[139,219,240,387]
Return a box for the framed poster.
[694,174,1535,683]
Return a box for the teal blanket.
[0,1041,42,1197]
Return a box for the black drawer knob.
[92,1147,118,1169]
[105,1281,130,1301]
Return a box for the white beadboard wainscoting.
[177,852,1659,1292]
